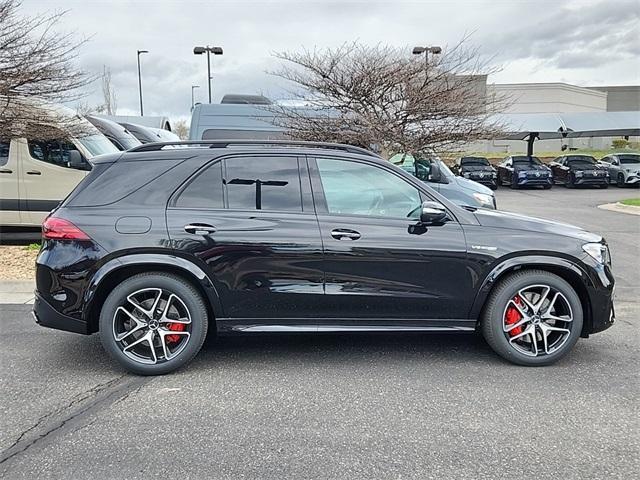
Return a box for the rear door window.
[224,156,302,212]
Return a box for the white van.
[0,121,118,227]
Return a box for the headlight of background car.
[575,170,583,177]
[518,171,526,178]
[472,192,494,207]
[463,172,470,178]
[582,243,610,264]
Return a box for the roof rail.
[127,139,380,158]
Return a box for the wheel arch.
[470,256,593,338]
[84,254,222,334]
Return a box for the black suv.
[34,141,615,375]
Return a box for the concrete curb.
[597,202,640,216]
[0,280,35,304]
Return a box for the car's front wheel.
[481,270,583,366]
[99,272,208,375]
[617,173,625,187]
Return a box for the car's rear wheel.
[481,270,583,366]
[617,173,625,187]
[99,272,208,375]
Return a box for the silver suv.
[600,153,640,187]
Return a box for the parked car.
[497,156,553,189]
[549,155,609,188]
[391,154,496,209]
[33,140,614,375]
[86,115,141,151]
[117,122,163,144]
[0,119,119,227]
[599,153,640,187]
[451,156,498,190]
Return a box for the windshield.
[78,133,119,157]
[512,156,542,165]
[619,154,640,164]
[461,157,489,166]
[567,156,596,166]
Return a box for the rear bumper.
[33,292,89,335]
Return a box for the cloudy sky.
[22,0,640,121]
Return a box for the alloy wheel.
[502,284,573,357]
[112,288,192,365]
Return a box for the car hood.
[462,165,495,173]
[473,208,602,242]
[453,176,493,195]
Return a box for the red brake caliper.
[166,323,185,343]
[505,295,524,337]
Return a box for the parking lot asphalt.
[1,187,639,479]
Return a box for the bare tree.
[100,65,117,115]
[0,0,94,141]
[173,119,189,140]
[269,39,508,158]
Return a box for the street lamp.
[136,50,149,116]
[193,45,223,103]
[412,45,441,80]
[191,85,200,111]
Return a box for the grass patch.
[620,198,640,207]
[25,242,41,251]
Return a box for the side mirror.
[67,150,87,169]
[427,164,441,183]
[420,201,447,224]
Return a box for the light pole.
[137,49,149,116]
[191,85,200,111]
[193,45,223,103]
[412,45,441,80]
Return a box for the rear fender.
[83,253,223,323]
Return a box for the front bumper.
[517,177,553,187]
[33,291,89,335]
[624,174,640,184]
[575,177,608,186]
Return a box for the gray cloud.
[20,0,640,121]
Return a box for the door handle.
[0,168,12,174]
[26,170,41,175]
[331,228,361,240]
[184,223,216,235]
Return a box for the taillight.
[42,216,90,241]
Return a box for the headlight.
[582,243,610,264]
[518,171,526,178]
[463,172,470,178]
[492,172,497,178]
[472,192,494,207]
[574,171,583,177]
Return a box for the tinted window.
[27,139,88,170]
[225,156,302,211]
[512,156,542,165]
[175,161,224,208]
[316,158,421,219]
[0,142,9,167]
[461,157,489,166]
[619,155,640,164]
[566,156,596,166]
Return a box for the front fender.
[468,255,592,320]
[83,253,223,321]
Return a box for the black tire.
[490,183,498,190]
[617,173,625,188]
[481,270,583,366]
[99,272,209,375]
[543,184,552,189]
[565,175,575,188]
[510,175,519,189]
